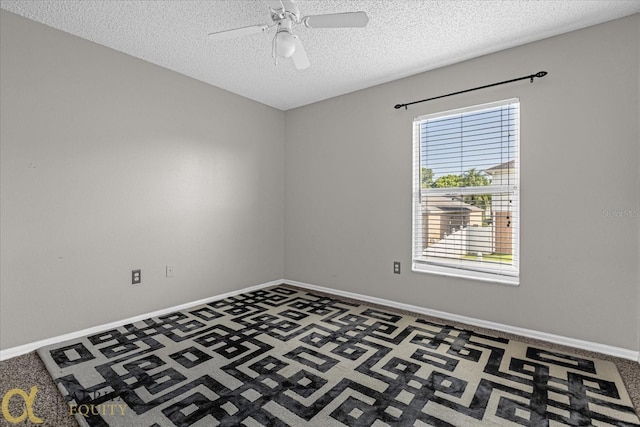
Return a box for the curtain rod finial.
[530,70,548,82]
[394,104,403,109]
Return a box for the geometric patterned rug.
[37,285,640,426]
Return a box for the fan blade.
[208,24,268,41]
[292,36,310,70]
[303,11,368,28]
[265,0,298,12]
[264,0,285,10]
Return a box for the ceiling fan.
[208,0,369,70]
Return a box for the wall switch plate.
[166,265,174,278]
[393,262,401,274]
[132,269,141,284]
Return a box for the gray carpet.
[2,285,639,426]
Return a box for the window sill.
[412,262,520,286]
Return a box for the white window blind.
[412,99,519,285]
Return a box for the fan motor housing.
[270,3,300,24]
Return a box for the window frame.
[411,99,520,286]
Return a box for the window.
[412,99,519,285]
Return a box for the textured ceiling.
[1,0,639,110]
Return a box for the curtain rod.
[394,71,548,110]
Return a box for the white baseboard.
[0,279,282,361]
[284,279,640,362]
[3,278,638,363]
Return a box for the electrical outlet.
[166,265,174,278]
[132,269,141,284]
[393,262,401,274]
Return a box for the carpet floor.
[2,285,639,426]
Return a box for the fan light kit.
[208,0,369,70]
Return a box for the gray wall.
[284,15,640,350]
[0,11,285,350]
